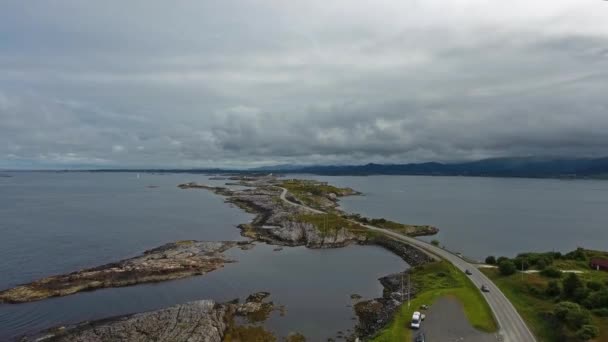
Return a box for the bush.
[513,257,530,271]
[541,267,562,278]
[546,280,561,297]
[498,260,517,276]
[485,256,496,265]
[431,239,439,246]
[497,256,509,264]
[576,325,599,341]
[536,258,548,270]
[584,289,608,309]
[554,301,592,329]
[573,287,590,304]
[587,281,603,291]
[565,248,587,261]
[563,273,584,298]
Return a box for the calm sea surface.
[0,172,405,340]
[299,175,608,260]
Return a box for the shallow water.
[0,172,406,340]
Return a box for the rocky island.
[21,292,281,342]
[0,240,250,304]
[179,176,438,252]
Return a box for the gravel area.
[413,297,499,342]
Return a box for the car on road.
[481,284,490,292]
[411,311,422,329]
[415,332,426,342]
[465,269,472,275]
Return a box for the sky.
[1,0,607,169]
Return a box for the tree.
[498,260,516,276]
[554,301,592,328]
[563,273,584,298]
[431,239,440,246]
[584,289,608,309]
[541,267,562,278]
[576,325,599,341]
[485,256,496,265]
[546,280,561,297]
[587,281,603,291]
[497,256,509,264]
[555,301,581,320]
[513,257,530,271]
[536,258,548,270]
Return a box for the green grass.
[280,179,356,210]
[482,269,559,341]
[372,261,497,341]
[481,267,608,342]
[295,213,375,238]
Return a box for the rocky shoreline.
[4,175,439,341]
[0,240,250,304]
[178,176,438,339]
[20,292,279,342]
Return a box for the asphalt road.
[277,187,536,342]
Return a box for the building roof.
[590,258,608,268]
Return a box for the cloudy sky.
[1,0,607,169]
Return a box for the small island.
[0,240,250,303]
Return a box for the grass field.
[482,267,608,342]
[295,212,377,238]
[372,261,497,341]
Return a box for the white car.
[411,311,422,329]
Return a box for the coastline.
[2,175,440,340]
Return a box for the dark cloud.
[1,0,608,168]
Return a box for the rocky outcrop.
[0,241,249,304]
[354,270,419,338]
[366,235,435,266]
[23,292,277,342]
[245,220,363,248]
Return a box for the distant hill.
[260,157,608,178]
[80,157,608,179]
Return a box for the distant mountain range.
[268,157,608,178]
[85,157,608,179]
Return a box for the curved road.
[278,187,536,342]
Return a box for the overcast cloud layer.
[1,0,608,168]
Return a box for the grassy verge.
[372,261,497,341]
[481,267,608,342]
[482,269,559,341]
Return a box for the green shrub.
[498,260,516,276]
[554,301,592,329]
[513,257,530,271]
[485,256,496,265]
[587,281,603,291]
[431,239,439,246]
[563,273,584,298]
[541,267,562,278]
[583,289,608,309]
[576,325,599,341]
[546,280,561,297]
